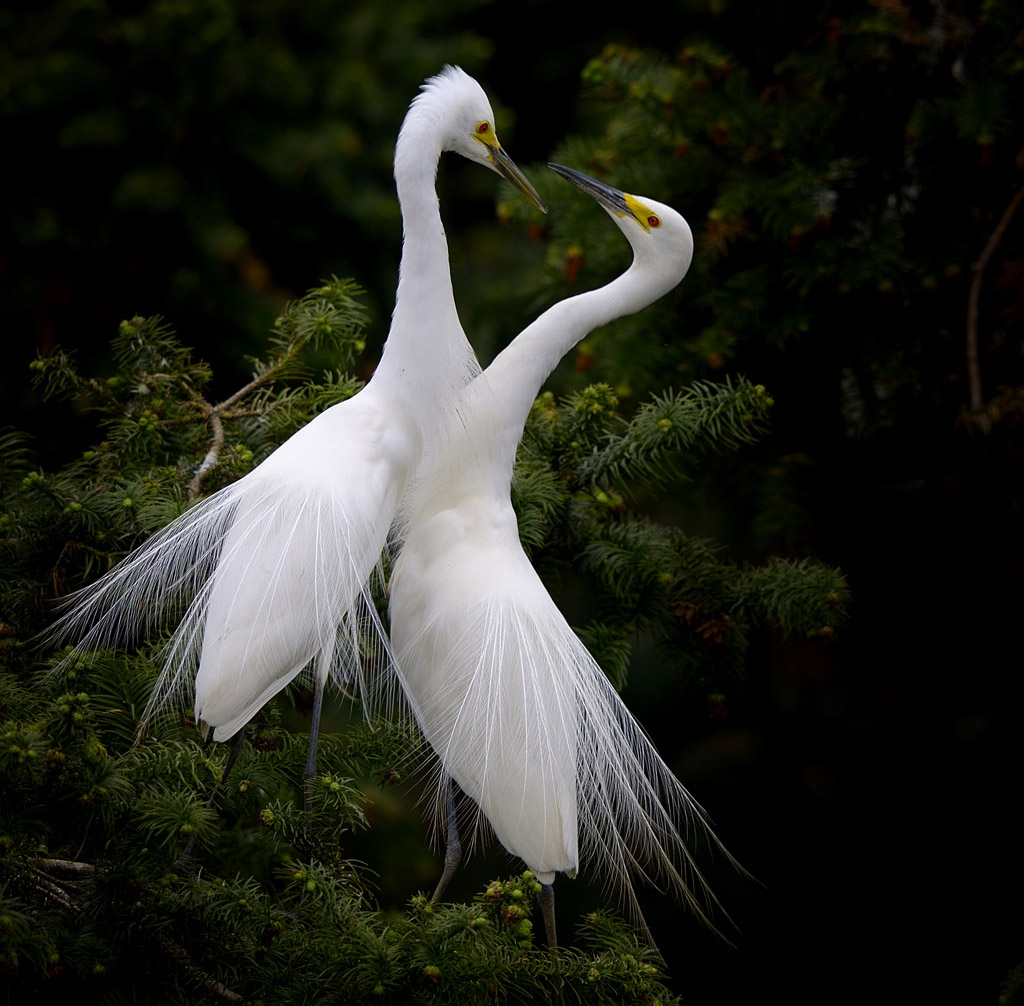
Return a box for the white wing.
[48,390,414,738]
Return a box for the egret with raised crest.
[47,67,546,803]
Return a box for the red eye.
[477,121,490,135]
[648,215,661,228]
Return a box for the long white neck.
[372,106,479,416]
[398,259,665,531]
[472,262,655,469]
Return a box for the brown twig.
[186,406,226,500]
[48,539,109,600]
[966,180,1024,423]
[156,934,247,1004]
[185,368,279,500]
[36,857,96,875]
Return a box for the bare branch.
[185,357,300,498]
[966,179,1024,426]
[187,406,225,501]
[35,858,96,875]
[156,934,247,1004]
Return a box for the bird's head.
[547,163,693,293]
[415,65,547,213]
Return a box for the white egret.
[389,163,737,946]
[47,67,546,800]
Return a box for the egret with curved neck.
[48,68,546,800]
[390,163,736,946]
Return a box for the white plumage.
[47,67,545,749]
[390,164,736,939]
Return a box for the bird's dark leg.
[219,726,248,781]
[177,727,246,870]
[430,778,462,903]
[538,882,558,950]
[302,673,325,814]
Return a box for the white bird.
[389,163,737,946]
[47,67,546,797]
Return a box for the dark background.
[2,1,1021,1002]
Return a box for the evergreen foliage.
[1,273,847,998]
[499,3,1024,443]
[13,1,1019,999]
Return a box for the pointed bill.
[547,162,658,232]
[474,130,547,213]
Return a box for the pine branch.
[732,556,849,640]
[579,378,773,489]
[187,277,369,496]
